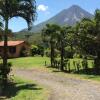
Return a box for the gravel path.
[12,68,100,100]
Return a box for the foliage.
[38,45,44,57]
[0,62,12,94]
[45,48,60,57]
[30,45,38,56]
[0,0,37,92]
[42,24,61,66]
[64,46,74,58]
[41,9,100,73]
[30,45,44,56]
[73,53,82,58]
[45,48,51,57]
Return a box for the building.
[0,41,29,58]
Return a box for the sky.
[9,0,100,32]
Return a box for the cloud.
[37,4,48,12]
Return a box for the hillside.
[21,5,93,33]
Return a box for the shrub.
[73,53,82,58]
[45,48,60,57]
[64,46,74,58]
[30,45,38,56]
[0,62,12,94]
[38,45,44,57]
[54,49,60,57]
[45,48,51,57]
[86,55,95,60]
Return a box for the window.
[9,46,16,54]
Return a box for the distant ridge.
[20,5,93,33]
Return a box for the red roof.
[0,41,25,46]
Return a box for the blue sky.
[9,0,100,32]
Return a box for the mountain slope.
[21,5,93,33]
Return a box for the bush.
[38,45,44,57]
[73,53,82,58]
[86,55,95,60]
[30,45,44,57]
[45,48,60,57]
[45,48,51,57]
[54,49,60,57]
[0,62,12,94]
[64,46,74,58]
[30,45,38,56]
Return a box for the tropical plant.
[42,24,60,67]
[0,0,36,89]
[74,18,95,55]
[93,9,100,72]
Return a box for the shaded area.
[50,67,100,76]
[1,81,42,99]
[74,68,100,75]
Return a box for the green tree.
[95,9,100,34]
[74,18,95,55]
[65,26,76,58]
[42,24,60,67]
[56,26,67,70]
[0,22,3,41]
[0,0,36,88]
[93,9,100,72]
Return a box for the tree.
[0,0,36,88]
[73,11,100,73]
[25,34,32,42]
[74,18,96,56]
[57,26,74,71]
[42,24,60,67]
[93,9,100,72]
[56,26,66,70]
[95,9,100,34]
[65,26,76,58]
[0,22,3,41]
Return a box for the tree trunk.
[60,40,64,71]
[50,41,54,67]
[94,55,100,74]
[2,19,8,87]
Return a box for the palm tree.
[57,26,73,71]
[42,24,60,67]
[0,0,36,86]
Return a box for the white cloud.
[37,4,48,12]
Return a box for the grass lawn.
[7,56,94,70]
[1,56,100,82]
[8,56,50,69]
[6,56,100,81]
[7,56,93,70]
[4,76,49,100]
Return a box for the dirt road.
[12,68,100,100]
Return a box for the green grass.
[5,76,49,100]
[69,58,94,70]
[8,56,50,69]
[7,57,94,70]
[1,56,100,82]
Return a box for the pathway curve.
[12,68,100,100]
